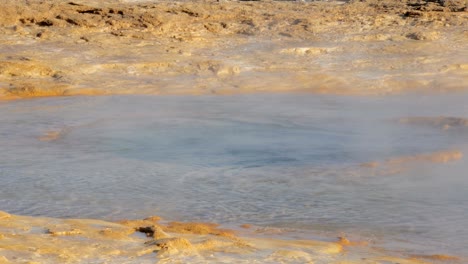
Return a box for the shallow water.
[1,93,468,257]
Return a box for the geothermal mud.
[0,0,467,99]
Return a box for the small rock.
[137,225,170,239]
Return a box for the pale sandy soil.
[0,0,467,99]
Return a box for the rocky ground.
[0,0,467,99]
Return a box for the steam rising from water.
[0,93,467,257]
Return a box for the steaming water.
[1,94,468,257]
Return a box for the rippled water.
[1,94,468,257]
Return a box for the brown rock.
[136,225,169,239]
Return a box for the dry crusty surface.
[0,210,464,263]
[0,0,467,99]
